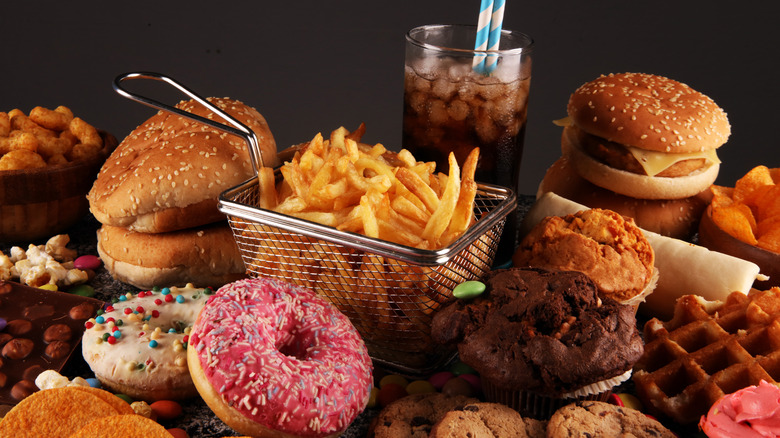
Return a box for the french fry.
[396,167,440,213]
[359,190,380,239]
[257,167,278,209]
[262,126,480,250]
[422,153,461,242]
[447,147,480,238]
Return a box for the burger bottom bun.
[187,342,339,438]
[97,222,246,290]
[537,156,712,240]
[561,126,719,200]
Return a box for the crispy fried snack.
[260,125,479,249]
[710,165,780,253]
[0,106,103,170]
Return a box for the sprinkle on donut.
[81,283,212,401]
[189,277,373,437]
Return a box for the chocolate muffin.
[432,268,643,417]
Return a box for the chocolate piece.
[23,304,55,320]
[0,372,6,387]
[43,324,72,342]
[69,302,96,320]
[5,320,32,336]
[3,339,33,360]
[45,341,70,359]
[22,365,45,381]
[10,380,37,400]
[0,280,103,405]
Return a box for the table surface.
[0,195,698,436]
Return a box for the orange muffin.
[513,208,656,307]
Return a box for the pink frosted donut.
[188,277,373,438]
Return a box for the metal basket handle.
[113,72,266,173]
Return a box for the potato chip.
[734,165,774,206]
[70,414,171,438]
[712,203,758,245]
[756,185,780,222]
[757,215,780,239]
[710,185,735,209]
[0,387,119,437]
[770,168,780,184]
[757,227,780,254]
[67,386,136,415]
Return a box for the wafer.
[632,287,780,424]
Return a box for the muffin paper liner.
[482,369,632,419]
[622,267,660,312]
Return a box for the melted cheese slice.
[552,117,722,177]
[626,146,721,177]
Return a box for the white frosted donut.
[81,283,211,402]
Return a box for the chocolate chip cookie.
[368,393,478,438]
[430,402,546,437]
[546,401,675,437]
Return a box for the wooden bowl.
[698,205,780,289]
[0,131,118,244]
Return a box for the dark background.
[2,1,778,195]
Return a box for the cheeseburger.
[540,72,730,239]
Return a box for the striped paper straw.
[484,0,506,73]
[472,0,493,73]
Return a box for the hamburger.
[88,97,278,288]
[540,72,730,239]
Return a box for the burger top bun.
[567,72,730,154]
[88,97,278,233]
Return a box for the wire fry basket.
[219,175,515,374]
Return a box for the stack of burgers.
[539,72,731,239]
[87,98,278,289]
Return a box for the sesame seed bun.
[567,72,730,154]
[87,97,278,233]
[96,222,246,290]
[536,156,712,240]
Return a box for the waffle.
[632,287,780,424]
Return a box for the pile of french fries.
[256,125,479,249]
[237,126,494,366]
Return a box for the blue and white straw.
[472,0,493,73]
[484,0,506,72]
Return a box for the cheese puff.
[0,111,9,136]
[30,106,72,131]
[54,105,74,119]
[36,134,71,159]
[9,130,39,152]
[47,153,69,166]
[10,111,56,138]
[68,142,102,161]
[69,117,101,147]
[0,149,46,170]
[60,129,77,146]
